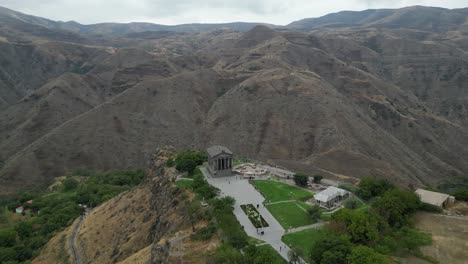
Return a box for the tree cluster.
[307,178,429,264]
[175,151,207,175]
[0,169,145,264]
[293,173,308,187]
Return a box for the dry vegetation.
[413,212,468,264]
[76,184,156,264]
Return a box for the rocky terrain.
[33,147,212,264]
[1,5,468,194]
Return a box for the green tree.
[453,188,468,201]
[186,201,203,232]
[166,158,175,167]
[288,246,302,264]
[332,209,381,244]
[175,151,207,175]
[252,247,283,264]
[308,205,321,221]
[349,246,388,264]
[0,229,16,247]
[176,158,198,175]
[358,178,394,200]
[15,221,33,240]
[210,244,246,264]
[313,175,323,184]
[0,247,16,262]
[63,177,79,191]
[310,234,352,264]
[344,198,359,209]
[372,189,421,228]
[293,173,308,187]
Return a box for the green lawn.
[256,244,287,264]
[175,179,193,188]
[282,228,327,263]
[267,201,316,229]
[251,180,314,203]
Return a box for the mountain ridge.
[0,5,468,194]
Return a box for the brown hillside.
[1,7,468,193]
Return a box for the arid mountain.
[1,6,468,194]
[0,6,273,35]
[289,6,468,32]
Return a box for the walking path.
[201,167,306,263]
[70,216,84,264]
[286,222,325,234]
[264,200,296,205]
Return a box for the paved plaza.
[201,167,306,263]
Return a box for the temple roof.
[207,145,232,157]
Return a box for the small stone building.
[314,186,349,209]
[415,189,455,209]
[207,145,233,177]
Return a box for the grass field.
[256,244,287,263]
[282,228,327,262]
[267,201,316,229]
[175,179,193,189]
[251,180,314,203]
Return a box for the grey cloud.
[0,0,465,25]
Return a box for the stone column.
[217,159,220,170]
[228,158,231,169]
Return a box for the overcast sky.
[0,0,466,25]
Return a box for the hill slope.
[1,6,468,193]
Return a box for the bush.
[0,229,17,247]
[175,151,207,175]
[313,175,323,184]
[0,247,16,262]
[349,246,388,264]
[358,178,394,200]
[210,244,246,264]
[453,188,468,201]
[63,177,79,191]
[344,198,359,209]
[310,234,352,264]
[331,209,381,244]
[293,173,308,187]
[191,223,217,241]
[308,205,321,221]
[166,158,175,167]
[372,189,421,228]
[419,202,443,213]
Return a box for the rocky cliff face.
[1,6,468,193]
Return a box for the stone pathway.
[286,222,326,234]
[264,200,296,205]
[200,167,307,263]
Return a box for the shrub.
[453,188,468,201]
[308,205,321,221]
[0,229,17,247]
[419,202,443,213]
[344,198,359,209]
[313,175,323,183]
[349,246,388,264]
[175,151,207,175]
[166,158,175,167]
[191,223,217,241]
[293,173,308,187]
[358,178,394,200]
[63,177,79,191]
[372,189,421,228]
[310,234,352,264]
